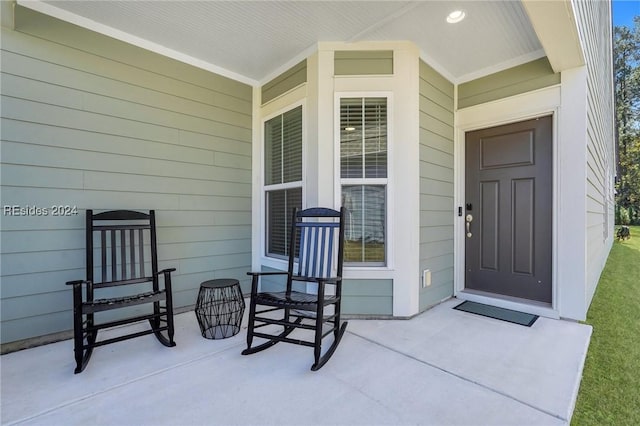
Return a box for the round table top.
[200,278,240,289]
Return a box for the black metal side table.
[195,279,245,339]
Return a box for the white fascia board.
[17,0,258,87]
[522,0,585,72]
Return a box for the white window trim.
[334,92,394,271]
[261,100,306,271]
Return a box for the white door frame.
[453,85,561,319]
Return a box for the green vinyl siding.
[418,60,455,312]
[261,60,307,104]
[458,57,560,109]
[334,50,393,75]
[573,0,615,304]
[0,6,253,346]
[342,279,393,316]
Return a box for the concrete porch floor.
[1,298,591,426]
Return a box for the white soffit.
[362,1,544,82]
[24,1,545,85]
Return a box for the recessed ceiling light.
[446,10,465,24]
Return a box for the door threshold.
[456,290,559,319]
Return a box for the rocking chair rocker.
[242,207,347,371]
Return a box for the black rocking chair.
[66,210,176,374]
[242,207,347,371]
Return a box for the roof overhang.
[12,0,581,86]
[521,0,585,72]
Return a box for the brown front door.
[465,116,552,303]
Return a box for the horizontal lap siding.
[334,50,393,75]
[0,7,253,345]
[574,0,615,306]
[458,57,560,109]
[342,280,393,316]
[418,60,455,312]
[261,60,307,104]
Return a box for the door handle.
[466,214,473,238]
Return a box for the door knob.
[466,214,473,238]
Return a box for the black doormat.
[453,301,538,327]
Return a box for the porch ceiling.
[24,0,545,85]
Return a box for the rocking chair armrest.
[246,271,290,277]
[156,269,176,289]
[66,279,91,287]
[293,276,342,284]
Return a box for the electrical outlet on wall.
[422,269,431,288]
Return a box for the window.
[264,106,303,258]
[339,97,387,265]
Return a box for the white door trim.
[454,85,561,318]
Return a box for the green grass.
[571,226,640,425]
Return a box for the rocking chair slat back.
[90,217,152,287]
[295,222,339,279]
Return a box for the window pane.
[364,98,387,178]
[264,106,302,185]
[342,185,386,263]
[340,98,387,179]
[340,98,363,178]
[264,115,282,185]
[267,187,302,257]
[283,106,303,183]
